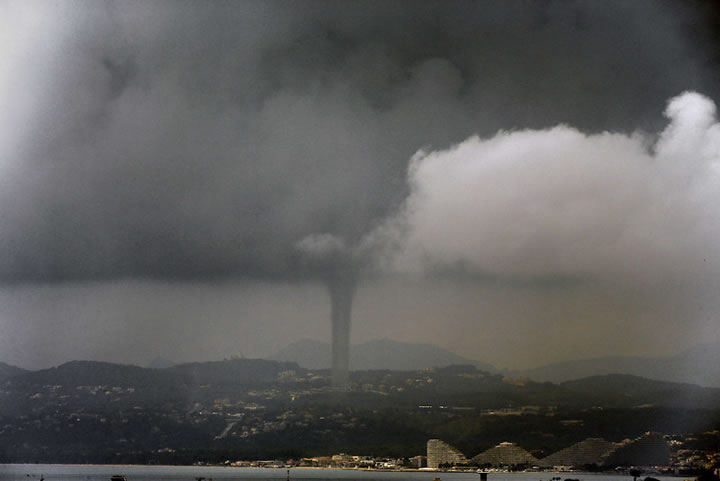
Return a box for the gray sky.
[1,0,720,370]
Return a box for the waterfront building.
[602,432,670,467]
[538,438,617,468]
[471,441,537,467]
[427,439,468,468]
[409,455,427,468]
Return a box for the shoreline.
[0,464,691,477]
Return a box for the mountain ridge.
[507,341,720,387]
[1,358,718,464]
[270,338,720,387]
[269,338,499,372]
[0,361,27,383]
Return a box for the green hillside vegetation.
[1,359,719,464]
[0,362,27,383]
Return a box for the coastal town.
[202,434,720,478]
[3,358,718,477]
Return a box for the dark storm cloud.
[0,0,717,283]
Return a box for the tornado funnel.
[296,233,362,388]
[327,278,357,387]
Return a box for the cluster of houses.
[226,454,419,469]
[212,432,715,473]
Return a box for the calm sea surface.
[0,466,688,481]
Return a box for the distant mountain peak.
[269,338,498,373]
[507,340,720,387]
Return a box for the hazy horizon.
[1,278,716,372]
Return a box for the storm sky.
[1,0,720,370]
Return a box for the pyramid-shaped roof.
[602,432,670,467]
[471,442,537,467]
[538,438,617,467]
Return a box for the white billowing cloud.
[378,92,720,287]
